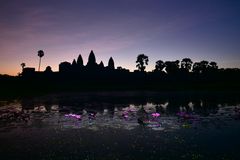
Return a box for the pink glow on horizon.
[1,1,240,75]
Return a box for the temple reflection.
[0,96,239,132]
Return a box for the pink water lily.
[122,111,129,119]
[151,113,160,118]
[65,113,81,119]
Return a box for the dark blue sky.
[0,0,240,75]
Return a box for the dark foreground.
[0,92,240,160]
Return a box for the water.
[0,92,240,160]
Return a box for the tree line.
[136,54,219,74]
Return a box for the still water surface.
[0,92,240,160]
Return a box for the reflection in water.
[1,93,240,160]
[0,99,240,132]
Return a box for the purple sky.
[0,0,240,75]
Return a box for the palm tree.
[37,50,44,71]
[136,54,149,72]
[20,63,26,70]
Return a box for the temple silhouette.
[0,50,240,97]
[22,50,129,77]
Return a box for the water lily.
[65,113,81,119]
[151,113,160,118]
[122,111,129,119]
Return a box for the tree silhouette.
[37,50,44,71]
[193,62,201,73]
[21,63,26,70]
[193,61,209,73]
[209,61,218,69]
[108,57,115,70]
[44,66,52,73]
[181,58,193,72]
[200,60,209,73]
[207,61,218,73]
[165,60,180,74]
[155,60,165,72]
[136,54,149,72]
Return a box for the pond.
[0,92,240,160]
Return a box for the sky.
[0,0,240,75]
